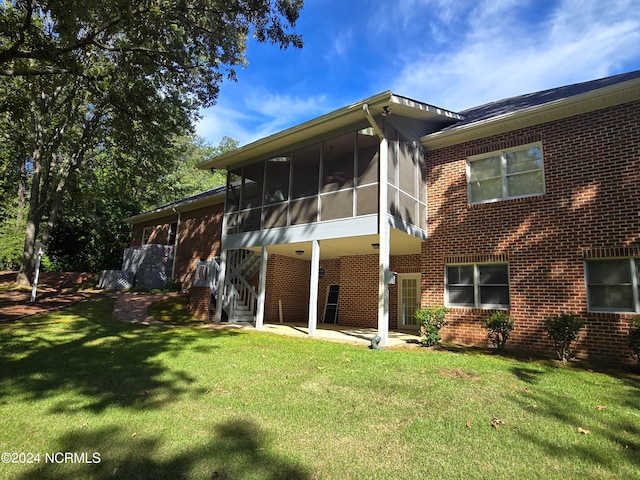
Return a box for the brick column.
[189,286,211,321]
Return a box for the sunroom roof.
[197,91,462,170]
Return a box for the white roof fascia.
[198,92,461,170]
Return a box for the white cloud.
[196,91,328,146]
[392,0,640,111]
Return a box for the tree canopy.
[0,0,303,284]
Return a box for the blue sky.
[196,0,640,147]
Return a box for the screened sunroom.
[198,92,461,344]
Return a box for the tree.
[0,1,303,285]
[44,135,236,272]
[147,135,237,209]
[0,0,303,87]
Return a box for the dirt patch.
[439,368,481,380]
[0,271,99,322]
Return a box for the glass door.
[398,274,421,328]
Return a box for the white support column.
[214,249,227,324]
[255,246,268,330]
[308,239,320,337]
[378,133,390,346]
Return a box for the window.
[168,222,178,246]
[468,143,544,204]
[586,258,640,312]
[446,263,510,308]
[141,227,152,245]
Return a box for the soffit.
[247,229,423,261]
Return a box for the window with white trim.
[467,143,544,204]
[445,263,510,308]
[586,258,640,312]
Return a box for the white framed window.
[467,143,544,204]
[445,263,510,308]
[586,258,640,312]
[142,227,152,245]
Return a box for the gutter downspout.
[363,104,390,347]
[363,104,385,140]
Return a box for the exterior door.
[398,274,421,329]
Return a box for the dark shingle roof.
[443,70,640,131]
[155,184,227,211]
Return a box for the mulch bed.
[0,271,99,322]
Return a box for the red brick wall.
[263,253,419,329]
[264,254,311,323]
[189,286,211,320]
[130,221,171,246]
[175,204,223,288]
[423,100,640,364]
[337,254,379,327]
[129,203,223,289]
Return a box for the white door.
[398,273,421,329]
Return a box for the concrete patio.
[257,322,422,348]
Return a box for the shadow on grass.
[510,366,546,384]
[506,376,640,472]
[0,297,243,413]
[16,419,311,480]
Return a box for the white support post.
[255,246,268,330]
[308,240,320,337]
[378,133,390,346]
[214,249,227,324]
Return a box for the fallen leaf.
[466,421,473,428]
[491,417,504,430]
[577,427,590,435]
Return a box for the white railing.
[194,252,257,323]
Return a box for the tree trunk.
[16,145,43,287]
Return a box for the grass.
[146,296,202,325]
[0,296,638,479]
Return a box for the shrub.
[544,312,584,362]
[629,317,640,363]
[483,311,514,350]
[414,305,450,347]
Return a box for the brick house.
[128,70,640,363]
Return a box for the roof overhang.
[421,76,640,150]
[198,91,462,170]
[125,189,226,224]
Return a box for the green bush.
[544,312,584,362]
[414,305,450,347]
[483,311,514,350]
[628,317,640,363]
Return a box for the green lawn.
[0,296,638,479]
